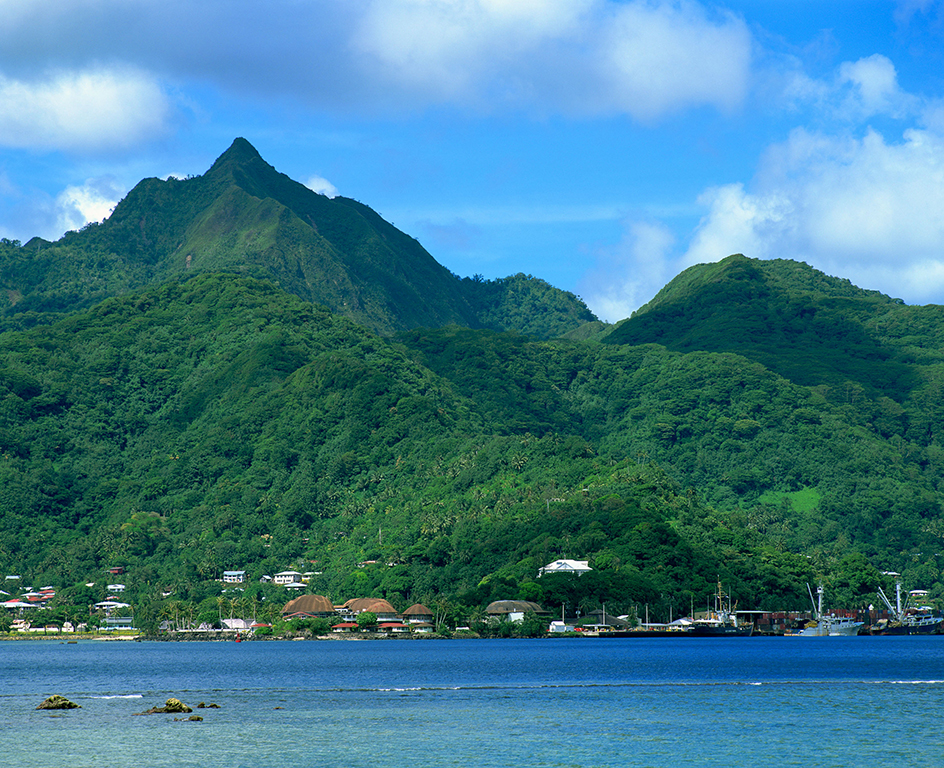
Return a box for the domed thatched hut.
[343,597,399,621]
[402,603,434,624]
[281,594,335,619]
[485,600,546,622]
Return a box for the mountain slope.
[0,272,818,619]
[0,139,594,337]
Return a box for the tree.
[356,611,377,631]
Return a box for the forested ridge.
[0,139,594,339]
[0,141,942,632]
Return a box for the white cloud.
[353,0,752,118]
[0,1,752,121]
[0,68,171,151]
[592,1,751,119]
[682,125,944,303]
[54,177,124,234]
[837,54,915,120]
[579,220,676,322]
[305,175,339,198]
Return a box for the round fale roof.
[344,597,399,614]
[281,594,334,615]
[486,600,545,614]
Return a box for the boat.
[785,584,863,636]
[599,619,695,637]
[689,581,753,637]
[871,577,943,635]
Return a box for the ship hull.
[870,618,943,635]
[690,624,754,637]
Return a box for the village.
[1,558,910,638]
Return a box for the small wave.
[88,694,144,699]
[377,687,424,692]
[888,680,944,685]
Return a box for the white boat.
[786,584,863,636]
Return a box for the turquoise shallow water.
[3,636,944,767]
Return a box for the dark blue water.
[4,637,944,767]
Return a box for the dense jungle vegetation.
[1,140,941,632]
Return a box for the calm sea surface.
[3,636,944,767]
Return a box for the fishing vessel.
[785,584,863,636]
[871,576,943,635]
[689,581,753,637]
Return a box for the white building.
[223,571,246,583]
[274,571,302,585]
[538,559,592,577]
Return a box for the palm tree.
[216,596,229,629]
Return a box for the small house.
[274,571,302,585]
[223,571,246,584]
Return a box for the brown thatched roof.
[403,603,433,617]
[281,594,334,616]
[344,597,399,615]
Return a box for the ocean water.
[3,636,944,767]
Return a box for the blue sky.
[2,0,944,321]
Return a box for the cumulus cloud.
[837,54,916,120]
[305,175,339,198]
[0,174,124,242]
[353,0,752,118]
[54,176,124,234]
[0,0,752,121]
[579,220,676,322]
[682,125,944,303]
[0,68,171,150]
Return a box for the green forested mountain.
[0,273,824,627]
[0,145,942,630]
[0,139,593,338]
[605,254,917,400]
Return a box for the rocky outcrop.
[140,698,193,714]
[37,695,80,710]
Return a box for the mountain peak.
[210,137,264,169]
[204,137,278,193]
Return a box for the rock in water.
[143,698,193,714]
[37,695,80,710]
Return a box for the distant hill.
[603,254,916,401]
[0,138,594,337]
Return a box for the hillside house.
[274,571,302,585]
[223,571,246,584]
[538,559,592,577]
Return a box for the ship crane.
[807,583,824,620]
[876,574,905,622]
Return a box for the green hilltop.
[0,143,943,632]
